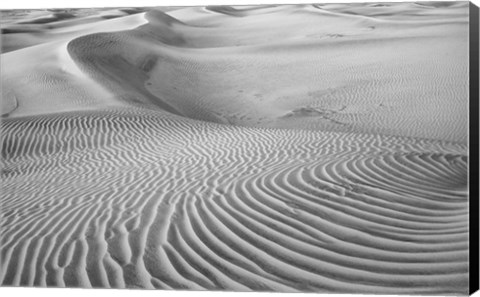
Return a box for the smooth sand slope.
[0,2,469,294]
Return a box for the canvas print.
[0,1,476,294]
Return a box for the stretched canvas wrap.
[0,1,479,295]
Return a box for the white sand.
[0,2,469,293]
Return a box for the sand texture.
[0,2,469,294]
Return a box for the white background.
[0,0,478,297]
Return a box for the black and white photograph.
[1,0,478,296]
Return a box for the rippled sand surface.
[1,2,469,294]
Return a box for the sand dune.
[65,4,469,141]
[0,3,470,294]
[1,12,148,116]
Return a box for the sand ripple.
[1,109,468,293]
